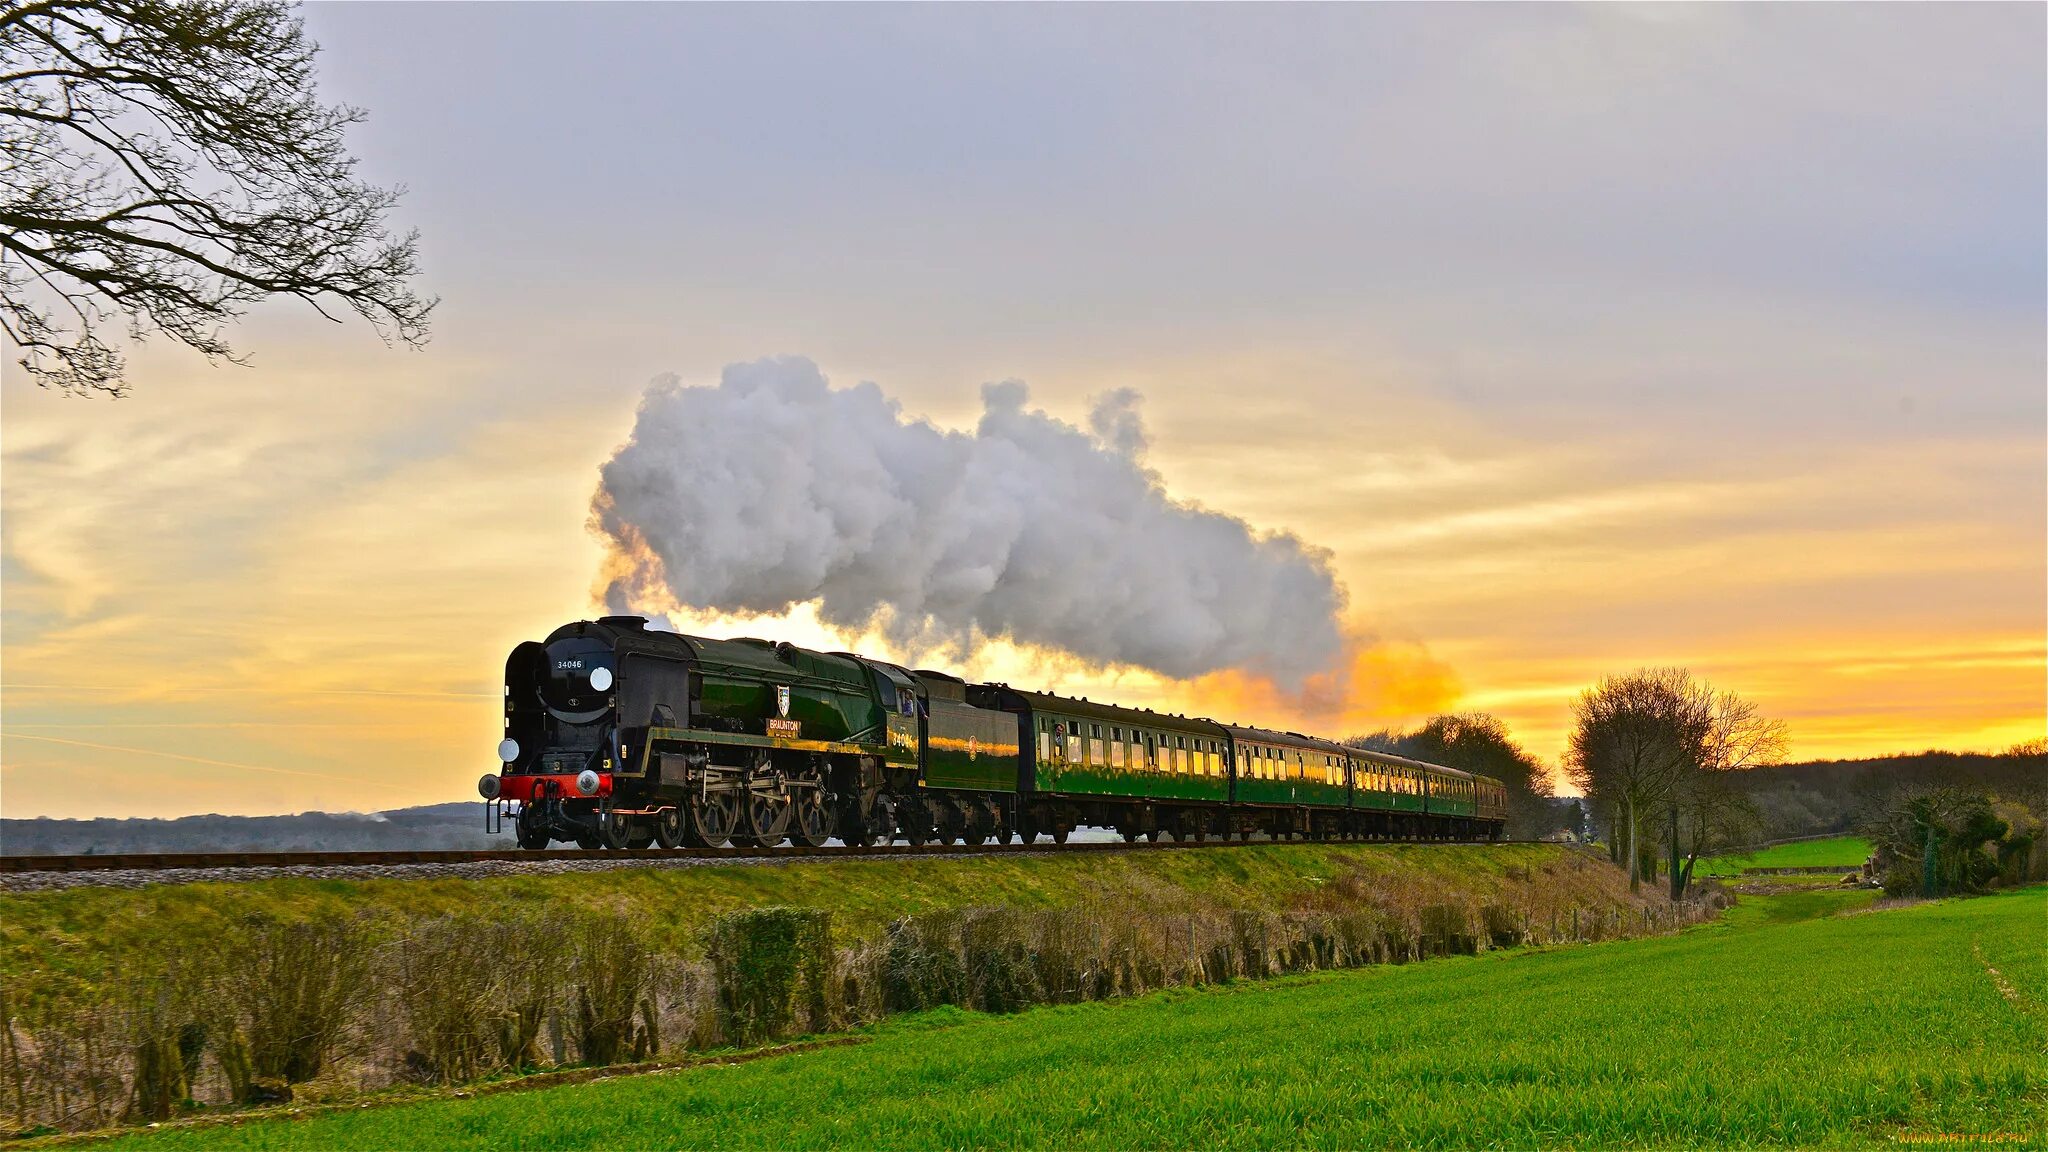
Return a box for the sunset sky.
[3,4,2042,819]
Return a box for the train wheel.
[1145,828,1163,843]
[1051,823,1070,845]
[653,807,687,849]
[964,801,992,846]
[789,791,831,848]
[574,832,601,850]
[626,823,656,850]
[691,793,737,848]
[515,807,551,850]
[742,792,791,848]
[598,811,637,851]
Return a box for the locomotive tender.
[481,616,1507,849]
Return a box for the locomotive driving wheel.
[789,788,831,848]
[690,791,738,848]
[740,789,791,848]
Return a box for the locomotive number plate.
[766,718,802,738]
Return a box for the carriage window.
[1067,731,1081,764]
[1037,731,1048,762]
[1110,739,1124,769]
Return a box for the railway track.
[0,836,1515,874]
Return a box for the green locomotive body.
[485,617,1507,849]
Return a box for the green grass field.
[1694,835,1872,877]
[100,886,2047,1150]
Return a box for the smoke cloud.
[591,357,1347,684]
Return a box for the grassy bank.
[4,844,1622,982]
[1695,835,1872,877]
[100,886,2046,1150]
[5,844,1712,1135]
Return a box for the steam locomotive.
[480,616,1507,850]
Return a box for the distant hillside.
[1741,749,2047,840]
[0,801,506,855]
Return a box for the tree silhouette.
[0,0,432,395]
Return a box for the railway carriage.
[968,684,1233,843]
[482,617,1507,850]
[1223,724,1354,840]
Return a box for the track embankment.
[2,842,1715,1138]
[0,837,1532,891]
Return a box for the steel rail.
[0,836,1519,874]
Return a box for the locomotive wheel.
[574,831,601,850]
[1051,823,1070,845]
[598,811,637,851]
[626,823,656,850]
[741,791,791,848]
[515,807,551,850]
[653,807,687,849]
[789,790,831,848]
[691,793,738,848]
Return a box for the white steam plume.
[592,357,1347,684]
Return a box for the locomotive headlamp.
[478,774,502,800]
[576,769,601,796]
[497,738,520,763]
[589,666,613,692]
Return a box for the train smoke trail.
[591,356,1348,686]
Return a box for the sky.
[2,3,2042,818]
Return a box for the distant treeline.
[1738,747,2048,842]
[0,803,497,856]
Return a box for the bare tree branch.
[0,0,434,396]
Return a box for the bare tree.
[1566,668,1711,891]
[0,0,432,396]
[1668,689,1786,898]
